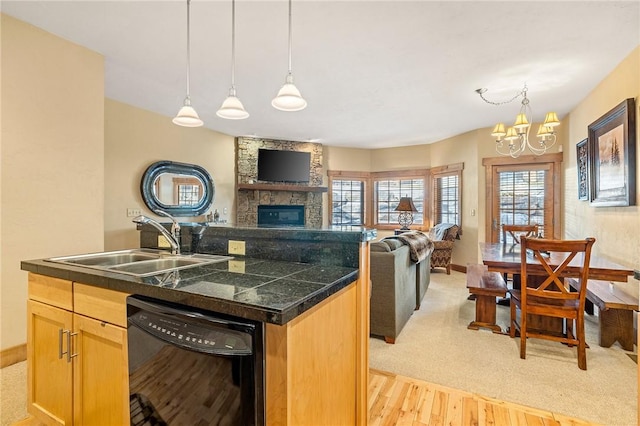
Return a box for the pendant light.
[173,0,203,127]
[272,0,307,111]
[217,0,249,119]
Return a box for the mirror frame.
[140,160,215,216]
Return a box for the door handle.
[67,331,78,363]
[58,328,66,359]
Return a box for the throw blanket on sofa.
[383,231,434,263]
[430,223,459,241]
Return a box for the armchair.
[428,223,460,274]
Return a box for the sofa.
[370,237,432,343]
[428,223,460,274]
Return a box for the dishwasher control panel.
[129,309,252,355]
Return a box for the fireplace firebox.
[257,205,305,227]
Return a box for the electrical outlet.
[634,269,640,280]
[228,240,246,255]
[158,235,171,248]
[127,208,142,217]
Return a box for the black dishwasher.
[127,295,264,426]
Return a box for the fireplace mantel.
[238,183,328,193]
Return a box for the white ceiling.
[2,1,639,148]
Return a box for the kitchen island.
[22,225,375,425]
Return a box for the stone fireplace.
[235,137,326,228]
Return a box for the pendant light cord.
[231,0,237,91]
[287,0,292,75]
[185,0,192,101]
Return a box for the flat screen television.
[257,149,311,183]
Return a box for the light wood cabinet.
[27,299,73,425]
[27,273,129,426]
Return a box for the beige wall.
[325,147,372,172]
[563,45,639,268]
[104,100,235,251]
[370,145,431,171]
[1,15,105,350]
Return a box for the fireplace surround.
[236,137,325,228]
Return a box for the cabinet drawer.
[28,273,73,310]
[73,283,129,328]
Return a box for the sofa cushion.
[371,239,404,252]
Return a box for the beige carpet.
[369,270,637,426]
[1,361,27,425]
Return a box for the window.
[329,170,428,229]
[330,179,365,225]
[327,171,368,226]
[431,164,462,227]
[483,153,562,242]
[374,178,424,227]
[328,166,461,230]
[498,169,546,237]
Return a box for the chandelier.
[476,84,560,158]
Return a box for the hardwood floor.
[368,369,600,426]
[13,368,601,426]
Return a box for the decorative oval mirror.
[141,161,215,216]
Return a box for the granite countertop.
[21,256,359,325]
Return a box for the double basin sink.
[46,249,233,277]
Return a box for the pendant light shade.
[173,100,203,127]
[272,73,307,111]
[217,0,249,120]
[174,0,203,127]
[217,89,250,119]
[272,0,306,112]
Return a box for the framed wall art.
[576,138,588,200]
[588,98,636,207]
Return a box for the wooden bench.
[466,264,508,334]
[567,278,638,351]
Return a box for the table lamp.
[395,196,418,230]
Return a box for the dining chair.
[509,236,596,370]
[502,224,539,245]
[499,224,539,302]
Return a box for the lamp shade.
[543,111,560,127]
[395,197,418,213]
[216,93,249,120]
[505,127,519,141]
[513,113,529,130]
[491,123,506,138]
[173,104,203,127]
[272,74,307,111]
[536,124,552,138]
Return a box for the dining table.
[480,242,634,283]
[479,242,635,336]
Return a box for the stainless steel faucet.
[132,215,180,255]
[155,210,181,243]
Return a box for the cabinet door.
[73,313,129,425]
[27,300,73,426]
